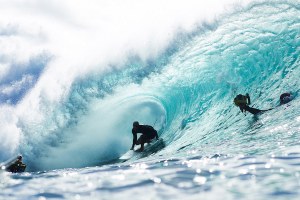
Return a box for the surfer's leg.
[136,135,143,145]
[145,133,156,143]
[245,106,263,115]
[144,136,153,144]
[137,135,148,151]
[140,143,144,151]
[135,135,146,151]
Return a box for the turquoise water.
[1,0,300,199]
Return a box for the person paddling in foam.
[279,92,293,105]
[6,155,26,173]
[234,93,271,115]
[130,121,159,152]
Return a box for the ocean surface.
[1,0,300,199]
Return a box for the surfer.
[6,155,26,173]
[279,92,293,105]
[130,121,159,152]
[234,93,271,115]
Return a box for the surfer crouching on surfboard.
[234,93,272,115]
[130,121,159,152]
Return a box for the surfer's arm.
[130,132,137,150]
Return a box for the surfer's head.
[234,94,247,107]
[280,92,292,105]
[133,121,139,127]
[17,155,22,160]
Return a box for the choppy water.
[2,152,300,200]
[1,0,300,199]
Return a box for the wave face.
[1,0,300,174]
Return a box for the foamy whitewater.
[1,0,300,199]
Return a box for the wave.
[1,0,300,171]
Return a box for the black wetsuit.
[280,93,292,105]
[6,160,26,173]
[242,105,264,115]
[131,125,158,149]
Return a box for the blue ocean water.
[1,0,300,199]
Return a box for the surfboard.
[119,138,165,161]
[119,150,137,160]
